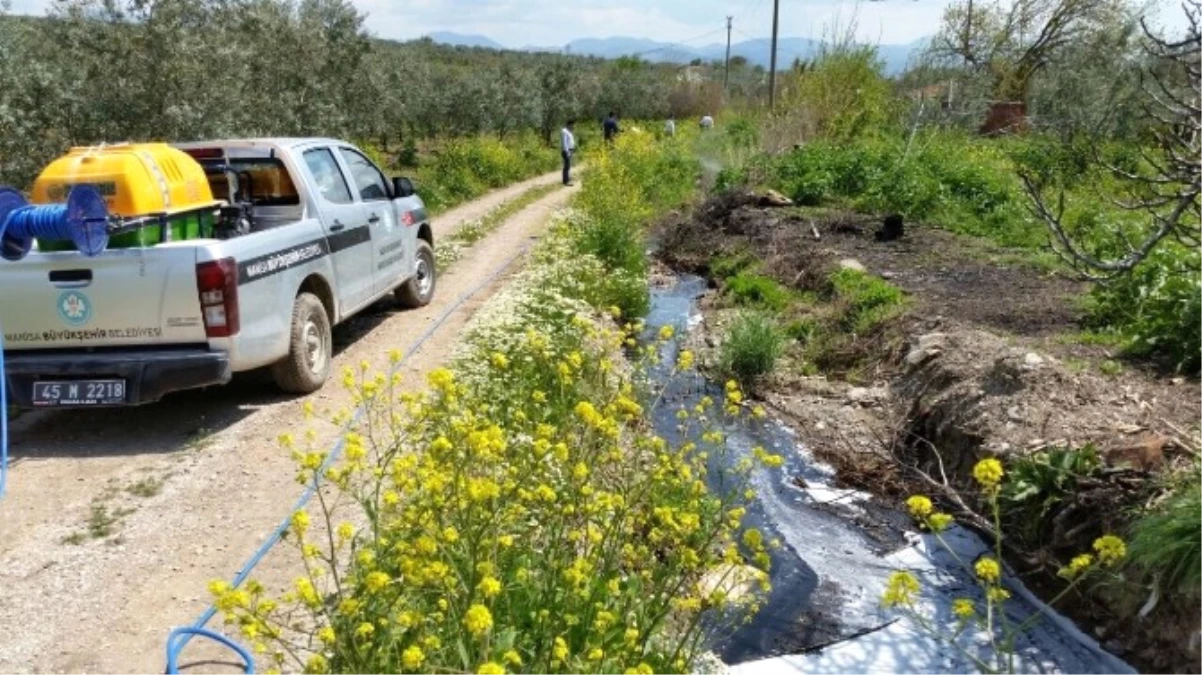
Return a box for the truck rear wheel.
[396,240,436,309]
[272,292,332,394]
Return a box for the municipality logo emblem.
[57,290,92,326]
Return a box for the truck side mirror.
[392,176,415,198]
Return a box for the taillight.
[196,257,240,337]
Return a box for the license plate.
[32,379,127,406]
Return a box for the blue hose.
[0,184,110,258]
[165,627,252,674]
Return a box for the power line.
[627,26,727,57]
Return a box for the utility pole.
[768,0,780,110]
[724,16,733,92]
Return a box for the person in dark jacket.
[602,111,621,144]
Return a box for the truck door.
[335,147,410,296]
[301,147,375,315]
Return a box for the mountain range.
[423,32,930,74]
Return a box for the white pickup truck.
[1,138,436,408]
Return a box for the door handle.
[330,220,345,232]
[367,213,381,224]
[49,269,93,287]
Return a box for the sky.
[6,0,1191,49]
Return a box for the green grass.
[720,312,785,385]
[828,267,907,333]
[1128,479,1202,599]
[126,476,164,498]
[725,272,793,311]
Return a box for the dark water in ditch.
[639,274,1136,674]
[640,274,904,664]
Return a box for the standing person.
[603,111,621,144]
[664,117,676,137]
[560,119,576,186]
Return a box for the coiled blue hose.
[0,184,109,259]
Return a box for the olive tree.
[1021,1,1200,279]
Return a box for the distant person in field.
[665,117,676,137]
[700,114,714,130]
[561,119,576,186]
[603,111,621,144]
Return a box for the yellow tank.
[31,142,220,217]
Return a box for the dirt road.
[0,170,577,673]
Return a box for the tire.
[395,240,436,309]
[271,292,332,394]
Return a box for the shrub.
[1085,241,1201,374]
[416,133,559,213]
[720,312,785,385]
[1127,478,1202,600]
[998,445,1102,548]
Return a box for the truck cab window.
[303,148,353,204]
[338,148,389,202]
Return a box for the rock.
[1104,434,1169,471]
[846,386,887,408]
[1023,352,1045,369]
[758,189,794,207]
[875,213,905,241]
[838,258,867,273]
[905,332,948,367]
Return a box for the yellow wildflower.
[478,576,502,598]
[337,522,354,541]
[975,557,1001,583]
[291,510,310,535]
[476,662,505,675]
[553,636,569,661]
[881,570,920,608]
[972,458,1004,488]
[678,350,695,370]
[304,654,328,674]
[490,352,509,369]
[354,622,375,640]
[503,650,523,667]
[463,604,493,636]
[906,495,933,518]
[658,325,675,340]
[987,587,1011,603]
[317,626,336,645]
[1093,535,1127,566]
[928,513,954,532]
[588,648,604,661]
[364,571,390,593]
[1058,553,1094,580]
[952,598,975,618]
[443,526,460,543]
[401,645,425,670]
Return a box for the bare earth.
[0,170,576,673]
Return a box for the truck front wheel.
[396,240,436,309]
[272,292,332,394]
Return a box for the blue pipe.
[164,627,253,674]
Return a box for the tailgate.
[0,247,208,350]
